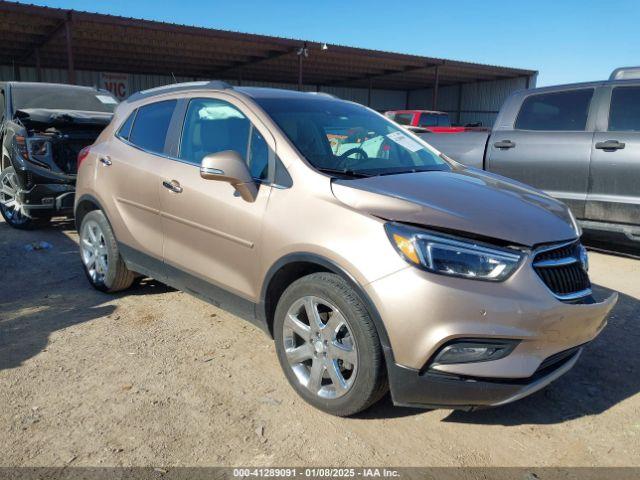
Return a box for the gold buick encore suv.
[74,81,617,416]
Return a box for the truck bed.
[416,131,490,169]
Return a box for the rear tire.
[79,210,135,292]
[274,272,388,416]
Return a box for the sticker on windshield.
[386,131,423,152]
[96,95,118,105]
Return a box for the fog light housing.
[432,340,519,365]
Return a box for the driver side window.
[179,98,269,180]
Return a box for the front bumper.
[365,257,617,409]
[387,344,582,410]
[12,163,76,214]
[18,184,75,213]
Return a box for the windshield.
[255,97,450,177]
[11,85,118,113]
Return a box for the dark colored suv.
[0,82,117,228]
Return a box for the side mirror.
[200,150,257,203]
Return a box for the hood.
[15,109,113,127]
[331,167,578,247]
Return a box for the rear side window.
[129,100,177,154]
[419,113,450,127]
[116,111,136,140]
[608,86,640,132]
[515,89,593,131]
[179,98,268,180]
[392,113,414,125]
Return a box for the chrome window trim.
[114,135,280,188]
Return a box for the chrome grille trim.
[532,240,591,301]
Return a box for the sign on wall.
[100,72,129,100]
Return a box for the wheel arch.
[74,194,107,233]
[258,252,394,360]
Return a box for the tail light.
[77,146,91,168]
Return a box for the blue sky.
[18,0,640,86]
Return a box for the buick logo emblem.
[578,245,589,272]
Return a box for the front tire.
[0,166,47,229]
[79,210,135,292]
[274,272,387,416]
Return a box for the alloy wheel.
[0,169,29,226]
[283,296,358,399]
[80,219,109,283]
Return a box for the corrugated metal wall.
[1,65,534,126]
[408,76,534,127]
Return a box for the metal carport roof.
[0,1,536,96]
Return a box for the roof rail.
[609,67,640,81]
[127,80,233,102]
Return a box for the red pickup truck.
[384,109,466,133]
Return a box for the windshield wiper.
[315,167,372,178]
[374,167,448,176]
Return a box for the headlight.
[385,223,523,281]
[26,136,52,168]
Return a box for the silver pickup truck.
[421,67,640,253]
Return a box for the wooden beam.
[297,48,303,91]
[35,47,41,81]
[212,48,294,76]
[327,61,443,87]
[64,14,75,84]
[432,65,440,109]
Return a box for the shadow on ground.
[0,219,172,371]
[1,219,638,425]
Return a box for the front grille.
[533,241,591,300]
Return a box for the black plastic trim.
[117,242,268,333]
[388,348,582,410]
[258,252,394,361]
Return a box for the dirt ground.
[0,217,639,467]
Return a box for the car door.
[102,100,177,268]
[159,95,273,306]
[486,88,597,219]
[587,84,640,226]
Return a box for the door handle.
[162,180,183,193]
[595,140,625,151]
[99,156,112,166]
[494,140,516,149]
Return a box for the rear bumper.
[388,346,582,410]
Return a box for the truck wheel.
[0,166,39,229]
[273,272,388,416]
[79,210,135,292]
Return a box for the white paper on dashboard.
[386,131,423,152]
[96,95,118,105]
